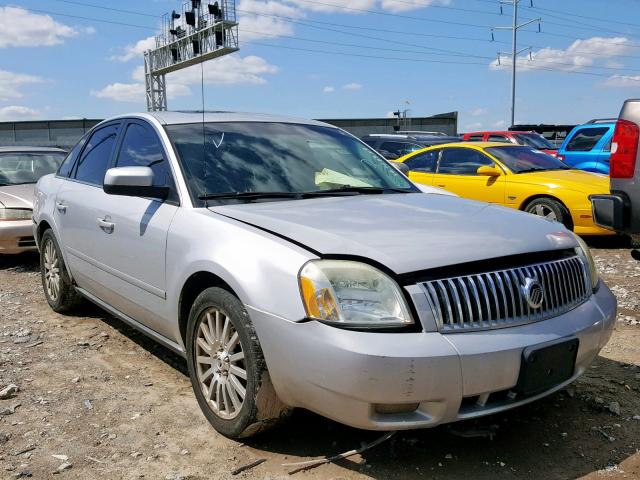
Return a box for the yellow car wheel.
[524,197,573,230]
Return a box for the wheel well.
[36,220,52,248]
[520,195,574,230]
[178,272,236,345]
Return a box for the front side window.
[565,127,608,152]
[404,150,439,172]
[0,152,67,186]
[74,124,119,185]
[58,138,86,178]
[116,123,174,188]
[485,146,571,173]
[438,148,494,175]
[379,141,407,157]
[165,122,416,204]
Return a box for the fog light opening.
[374,403,420,415]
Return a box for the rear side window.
[116,123,174,188]
[379,141,407,156]
[58,138,86,178]
[565,127,608,152]
[488,135,510,142]
[438,148,494,175]
[74,124,119,185]
[404,150,439,172]
[467,135,483,141]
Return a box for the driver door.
[432,147,506,203]
[403,149,439,186]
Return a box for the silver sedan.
[33,112,616,439]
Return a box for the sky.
[1,0,640,131]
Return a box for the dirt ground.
[0,238,639,480]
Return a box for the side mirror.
[379,150,399,160]
[392,161,410,175]
[103,166,169,199]
[477,165,502,177]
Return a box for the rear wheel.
[524,197,573,230]
[186,287,291,439]
[40,229,83,312]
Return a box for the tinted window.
[58,138,85,178]
[514,133,555,149]
[361,138,377,147]
[0,152,66,185]
[166,122,416,204]
[488,135,510,143]
[74,124,119,185]
[467,135,483,141]
[485,146,570,173]
[116,123,173,188]
[565,127,608,152]
[379,141,407,156]
[438,148,494,175]
[404,150,439,172]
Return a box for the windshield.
[0,152,66,186]
[166,122,416,203]
[514,133,555,150]
[485,146,571,173]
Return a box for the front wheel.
[524,198,573,230]
[186,287,291,439]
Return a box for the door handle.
[56,202,67,214]
[97,217,115,234]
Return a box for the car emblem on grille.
[522,277,544,309]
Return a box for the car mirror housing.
[477,165,502,177]
[393,161,410,175]
[103,166,169,199]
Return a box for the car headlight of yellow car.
[0,208,32,221]
[573,234,599,290]
[298,260,414,329]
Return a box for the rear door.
[432,147,506,203]
[561,126,609,172]
[403,149,439,186]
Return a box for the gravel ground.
[0,239,639,480]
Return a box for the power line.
[7,4,157,29]
[46,0,159,18]
[530,4,640,30]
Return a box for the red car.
[461,130,558,156]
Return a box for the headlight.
[0,208,32,221]
[298,260,413,329]
[574,234,599,290]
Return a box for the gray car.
[0,147,67,254]
[33,112,616,439]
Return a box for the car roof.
[574,122,615,129]
[0,146,67,153]
[424,141,519,149]
[109,111,333,128]
[465,131,538,135]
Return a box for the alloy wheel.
[43,239,61,301]
[195,308,247,420]
[529,204,558,221]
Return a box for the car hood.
[210,193,577,275]
[510,169,609,194]
[0,183,35,209]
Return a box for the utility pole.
[492,0,541,127]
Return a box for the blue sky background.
[2,0,640,131]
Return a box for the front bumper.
[249,282,616,430]
[0,220,37,254]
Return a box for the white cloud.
[323,86,335,93]
[111,36,156,62]
[386,111,397,118]
[0,70,44,101]
[342,82,362,90]
[490,36,633,73]
[0,105,41,122]
[469,107,488,117]
[238,0,302,41]
[287,0,449,13]
[94,55,277,103]
[0,6,78,48]
[603,74,640,87]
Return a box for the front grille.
[421,256,590,332]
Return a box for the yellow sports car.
[395,142,613,236]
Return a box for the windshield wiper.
[303,186,412,196]
[200,191,302,201]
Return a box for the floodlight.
[193,40,201,55]
[185,10,196,26]
[208,2,222,18]
[171,10,181,20]
[192,0,201,9]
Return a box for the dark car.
[361,134,460,160]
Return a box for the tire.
[186,287,292,439]
[524,197,573,230]
[40,229,83,313]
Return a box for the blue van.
[557,119,615,174]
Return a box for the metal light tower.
[144,0,239,111]
[492,0,540,127]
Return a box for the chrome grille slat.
[420,256,591,333]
